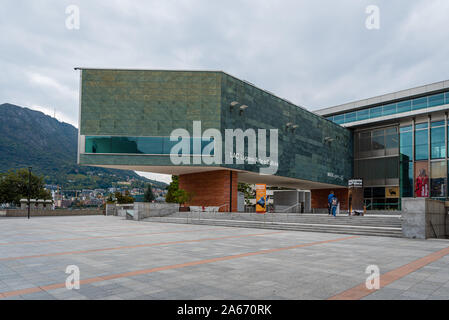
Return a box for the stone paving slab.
[0,216,448,300]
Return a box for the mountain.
[0,103,167,190]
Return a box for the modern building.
[76,68,352,211]
[75,68,449,212]
[316,80,449,210]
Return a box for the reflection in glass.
[397,100,411,113]
[431,161,446,198]
[431,124,445,159]
[372,129,385,150]
[412,97,428,110]
[85,136,214,155]
[415,126,428,161]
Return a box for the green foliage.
[165,176,179,203]
[144,184,155,202]
[173,189,193,205]
[0,168,52,205]
[115,191,134,204]
[238,183,254,205]
[165,176,193,205]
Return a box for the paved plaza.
[0,215,448,300]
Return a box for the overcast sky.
[1,0,448,183]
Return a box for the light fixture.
[286,122,293,128]
[230,101,239,111]
[292,125,299,130]
[324,137,335,143]
[239,105,249,115]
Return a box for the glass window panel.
[415,161,429,197]
[385,157,399,179]
[382,103,397,116]
[326,116,334,122]
[110,137,139,154]
[400,131,413,161]
[428,94,445,108]
[345,112,356,123]
[359,132,371,152]
[431,126,445,159]
[373,187,385,198]
[412,97,428,110]
[400,125,412,133]
[385,128,399,150]
[85,137,112,153]
[431,161,446,198]
[415,129,428,161]
[370,106,382,119]
[446,92,449,104]
[415,122,428,130]
[397,100,411,113]
[372,129,385,150]
[401,161,413,197]
[84,136,214,155]
[334,114,345,124]
[137,137,163,154]
[356,109,370,121]
[363,188,373,198]
[431,120,445,127]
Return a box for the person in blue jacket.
[330,195,339,217]
[327,191,335,215]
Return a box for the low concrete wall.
[402,198,448,239]
[108,203,179,220]
[1,209,103,217]
[146,203,180,218]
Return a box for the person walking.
[330,195,339,217]
[327,191,335,215]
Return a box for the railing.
[279,203,302,213]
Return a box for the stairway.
[143,212,403,238]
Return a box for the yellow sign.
[255,184,267,213]
[386,187,399,199]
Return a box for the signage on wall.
[348,179,363,188]
[255,184,267,214]
[386,187,399,199]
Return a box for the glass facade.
[415,123,428,161]
[431,121,445,159]
[85,136,214,155]
[354,127,399,210]
[400,126,413,198]
[353,117,449,209]
[326,91,449,125]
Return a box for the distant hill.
[0,103,167,190]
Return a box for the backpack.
[331,197,338,206]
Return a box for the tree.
[173,189,193,206]
[144,184,155,202]
[115,191,134,204]
[238,183,254,205]
[165,176,179,203]
[0,169,52,206]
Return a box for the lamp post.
[28,167,32,220]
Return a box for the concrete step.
[164,212,402,228]
[144,216,403,238]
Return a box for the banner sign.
[255,184,267,214]
[348,179,363,188]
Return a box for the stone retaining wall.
[0,209,103,217]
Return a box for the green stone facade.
[78,69,353,187]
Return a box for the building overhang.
[85,164,344,190]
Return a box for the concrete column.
[402,198,448,239]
